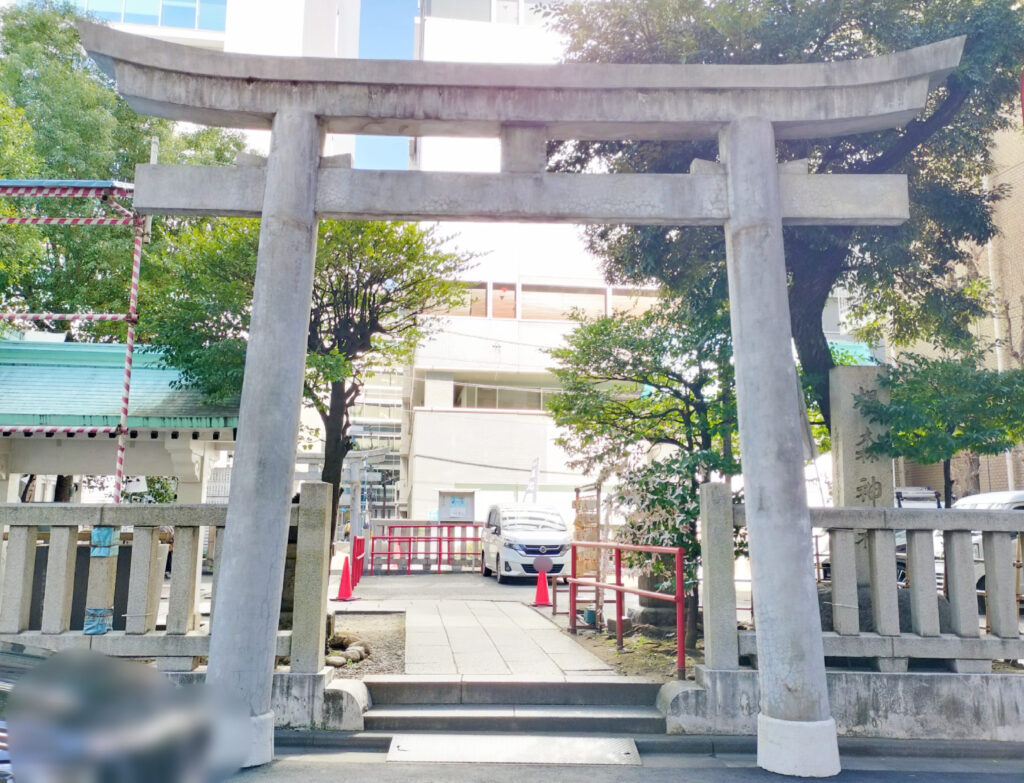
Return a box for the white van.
[953,490,1024,513]
[952,491,1024,603]
[481,505,571,583]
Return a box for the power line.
[415,453,584,476]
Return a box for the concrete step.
[363,675,664,706]
[362,704,667,734]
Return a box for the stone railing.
[700,483,1024,673]
[0,482,331,674]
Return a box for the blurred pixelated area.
[3,646,245,782]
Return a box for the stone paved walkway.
[330,572,614,676]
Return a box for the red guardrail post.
[675,546,686,679]
[614,547,624,649]
[569,542,578,634]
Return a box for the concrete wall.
[660,667,1024,742]
[401,9,600,518]
[406,407,579,522]
[415,317,575,374]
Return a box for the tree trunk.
[959,452,981,498]
[942,459,954,508]
[54,475,75,502]
[786,239,850,433]
[789,271,836,432]
[20,474,35,502]
[320,380,355,542]
[685,587,699,653]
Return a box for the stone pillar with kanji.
[829,365,894,584]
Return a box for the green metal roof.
[828,340,881,366]
[0,341,238,429]
[0,179,132,190]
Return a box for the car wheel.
[977,575,986,614]
[481,549,492,576]
[496,556,508,584]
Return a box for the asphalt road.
[234,747,1024,782]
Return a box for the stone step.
[362,704,667,734]
[363,674,664,706]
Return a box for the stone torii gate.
[78,21,963,776]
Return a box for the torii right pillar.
[720,116,838,776]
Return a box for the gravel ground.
[328,612,405,677]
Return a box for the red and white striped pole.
[0,313,130,323]
[113,220,144,503]
[1,426,118,436]
[0,216,136,226]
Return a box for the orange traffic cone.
[532,571,552,607]
[334,557,358,602]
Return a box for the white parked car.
[952,491,1024,604]
[481,505,571,583]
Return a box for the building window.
[610,288,659,316]
[444,283,487,317]
[123,0,159,25]
[454,383,556,411]
[161,0,197,28]
[521,285,604,321]
[88,0,124,22]
[491,283,516,318]
[423,0,492,22]
[197,0,227,30]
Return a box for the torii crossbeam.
[77,20,964,776]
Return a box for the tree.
[545,0,1024,428]
[548,287,737,481]
[0,3,244,334]
[855,353,1024,507]
[143,218,471,528]
[547,288,739,648]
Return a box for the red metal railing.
[567,540,688,679]
[351,536,365,587]
[369,523,482,574]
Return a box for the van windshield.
[502,511,566,531]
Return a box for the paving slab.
[333,574,615,677]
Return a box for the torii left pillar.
[206,110,323,766]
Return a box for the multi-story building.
[63,0,360,156]
[398,0,629,523]
[897,120,1024,496]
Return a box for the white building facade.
[400,0,620,523]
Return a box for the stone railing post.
[290,482,331,674]
[699,483,739,669]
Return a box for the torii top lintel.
[78,21,964,143]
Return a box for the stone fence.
[0,483,331,675]
[657,483,1024,741]
[700,483,1024,673]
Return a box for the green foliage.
[614,452,746,589]
[140,219,257,402]
[0,3,244,334]
[545,0,1024,426]
[548,288,740,573]
[855,353,1024,505]
[144,219,470,406]
[144,216,471,519]
[122,476,178,504]
[548,289,737,476]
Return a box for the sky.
[354,0,419,170]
